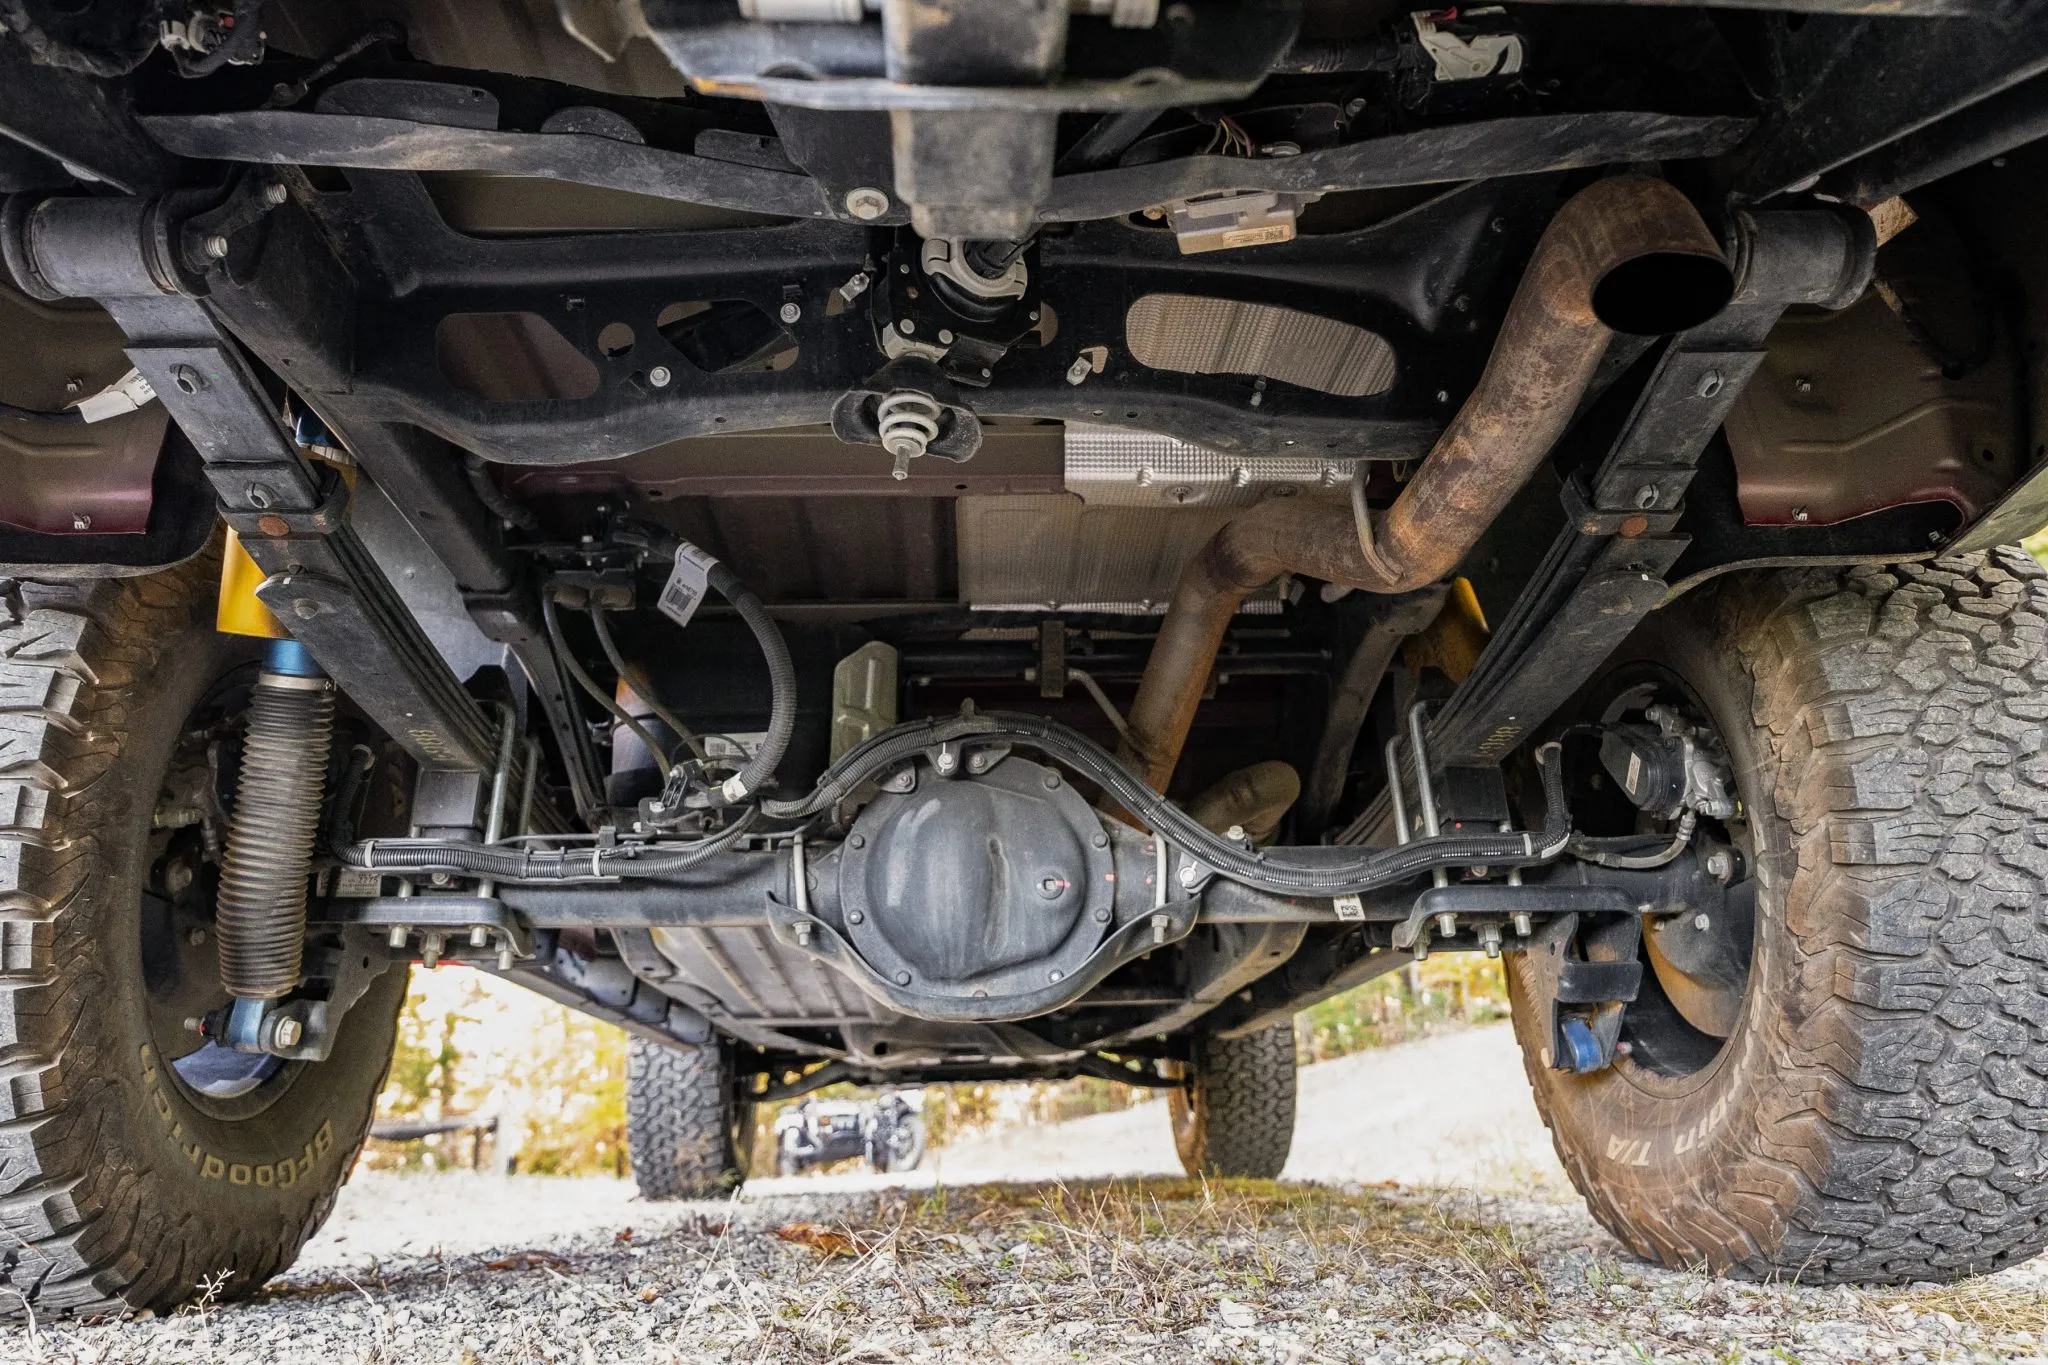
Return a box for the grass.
[767,1176,1552,1340]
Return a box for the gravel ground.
[15,1023,2048,1363]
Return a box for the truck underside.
[5,0,2048,1307]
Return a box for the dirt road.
[16,1023,2048,1363]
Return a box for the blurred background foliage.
[368,952,1509,1175]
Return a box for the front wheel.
[1169,1024,1297,1178]
[1511,550,2048,1283]
[626,1035,753,1198]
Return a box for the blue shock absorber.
[215,637,336,1004]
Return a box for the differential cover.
[837,755,1114,996]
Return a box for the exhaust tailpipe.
[1121,176,1732,792]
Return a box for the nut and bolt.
[264,182,289,206]
[1048,969,1064,983]
[422,932,445,967]
[270,1015,303,1050]
[1224,823,1246,842]
[848,909,865,925]
[844,186,890,220]
[1512,911,1533,937]
[894,970,912,986]
[498,944,514,971]
[934,750,957,775]
[204,234,231,259]
[937,328,956,345]
[779,300,802,325]
[1705,850,1734,881]
[1178,862,1200,889]
[648,365,672,388]
[1479,923,1503,959]
[1092,831,1109,848]
[848,833,866,849]
[1693,913,1713,931]
[897,318,916,336]
[1435,911,1457,939]
[793,921,812,947]
[387,924,410,949]
[470,925,489,948]
[1042,771,1062,790]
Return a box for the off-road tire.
[626,1036,753,1198]
[0,552,408,1316]
[1510,548,2048,1283]
[1170,1023,1297,1178]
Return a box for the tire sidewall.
[76,610,405,1298]
[1505,583,1795,1270]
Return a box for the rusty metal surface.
[1118,176,1730,793]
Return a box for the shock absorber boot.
[217,638,335,1001]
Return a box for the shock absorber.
[216,636,336,1001]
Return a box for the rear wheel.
[0,553,407,1315]
[1170,1024,1297,1178]
[626,1035,754,1198]
[1510,550,2048,1282]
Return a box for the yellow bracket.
[216,527,287,639]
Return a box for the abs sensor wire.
[542,593,673,781]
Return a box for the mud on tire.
[0,552,408,1316]
[1170,1023,1297,1179]
[626,1036,753,1198]
[1510,548,2048,1283]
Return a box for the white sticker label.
[1333,893,1365,922]
[1625,751,1643,798]
[658,542,720,627]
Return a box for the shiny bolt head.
[1093,907,1111,922]
[1224,824,1246,843]
[894,970,912,986]
[848,833,865,849]
[848,909,865,925]
[938,329,955,345]
[779,300,801,325]
[204,234,231,259]
[271,1016,302,1049]
[934,750,957,774]
[1177,862,1199,888]
[1634,484,1659,510]
[1048,969,1063,983]
[844,186,890,220]
[1042,771,1061,790]
[1705,850,1733,881]
[1092,831,1109,848]
[1693,912,1712,931]
[648,366,672,388]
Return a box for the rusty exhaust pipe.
[1121,176,1733,792]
